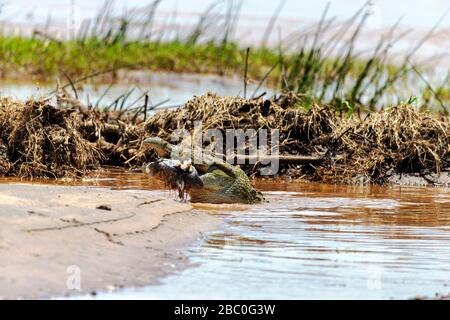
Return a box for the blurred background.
[0,0,449,112]
[1,0,449,61]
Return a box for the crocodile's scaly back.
[190,165,264,204]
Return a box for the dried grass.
[0,93,144,178]
[144,93,450,184]
[326,105,450,183]
[0,97,101,178]
[0,92,447,184]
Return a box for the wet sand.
[0,184,218,299]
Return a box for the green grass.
[0,35,431,107]
[0,36,247,77]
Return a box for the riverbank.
[0,92,448,186]
[0,183,218,299]
[146,93,450,186]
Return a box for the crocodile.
[143,137,264,204]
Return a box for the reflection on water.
[0,72,270,109]
[53,169,450,300]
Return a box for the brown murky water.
[10,168,449,299]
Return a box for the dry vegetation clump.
[145,92,337,155]
[0,94,145,178]
[324,105,450,184]
[144,92,349,178]
[0,97,102,178]
[74,103,145,167]
[144,93,450,184]
[54,93,149,170]
[0,91,447,185]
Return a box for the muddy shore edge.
[0,184,219,300]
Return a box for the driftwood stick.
[226,154,323,164]
[192,150,324,164]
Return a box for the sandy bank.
[0,184,218,300]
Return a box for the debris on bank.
[145,93,450,185]
[0,93,144,178]
[0,92,448,185]
[0,96,101,177]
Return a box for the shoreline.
[0,183,220,300]
[1,179,449,300]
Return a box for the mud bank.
[0,92,448,186]
[147,93,450,186]
[0,184,218,299]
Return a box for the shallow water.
[0,72,269,108]
[29,168,450,300]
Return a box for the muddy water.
[44,168,450,300]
